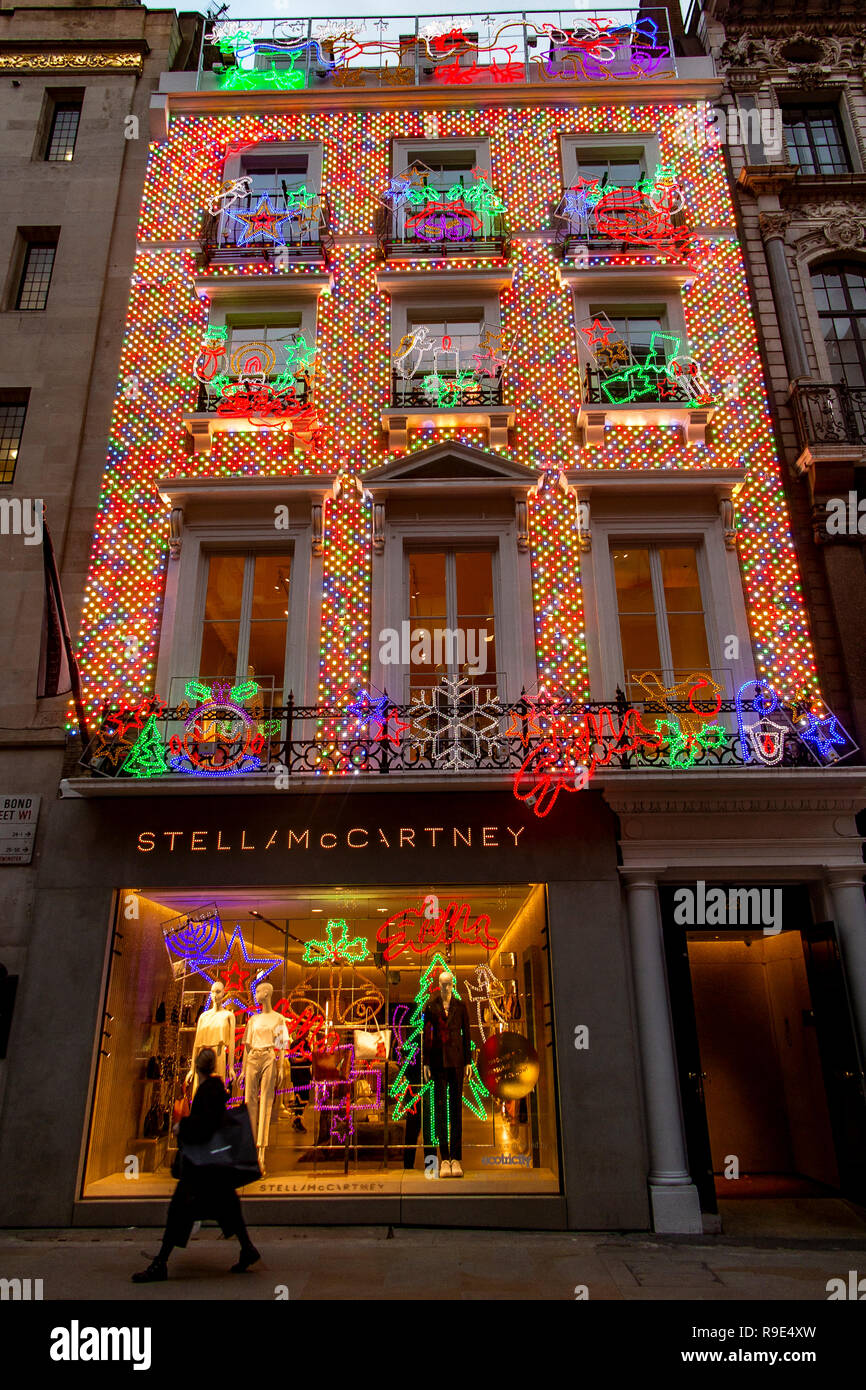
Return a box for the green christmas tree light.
[120,715,169,779]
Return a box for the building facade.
[0,8,864,1234]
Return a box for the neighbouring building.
[0,7,864,1236]
[0,0,203,1112]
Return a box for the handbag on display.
[180,1103,262,1188]
[352,1026,392,1061]
[145,1056,161,1080]
[172,1088,191,1126]
[312,1043,351,1081]
[143,1103,161,1138]
[155,1001,166,1024]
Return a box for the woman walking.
[132,1046,260,1282]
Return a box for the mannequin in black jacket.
[422,971,472,1179]
[132,1047,260,1282]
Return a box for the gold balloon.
[478,1032,540,1099]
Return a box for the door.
[802,919,866,1202]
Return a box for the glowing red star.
[581,318,616,350]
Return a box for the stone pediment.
[363,441,537,485]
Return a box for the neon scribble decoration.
[225,195,294,247]
[376,899,500,962]
[557,164,692,260]
[465,963,509,1043]
[302,918,370,965]
[192,326,326,448]
[168,679,281,777]
[273,1001,340,1059]
[211,29,328,91]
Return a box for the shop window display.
[83,885,558,1196]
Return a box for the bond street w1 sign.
[0,795,40,865]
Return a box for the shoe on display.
[450,1160,464,1178]
[439,1159,453,1178]
[231,1245,261,1274]
[131,1259,167,1283]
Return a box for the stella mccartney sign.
[136,822,528,855]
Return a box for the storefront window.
[83,884,558,1197]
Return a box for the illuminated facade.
[0,8,865,1237]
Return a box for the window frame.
[581,506,752,702]
[158,517,316,709]
[807,259,866,389]
[780,100,852,176]
[610,542,712,692]
[223,141,323,194]
[404,543,499,696]
[43,98,82,162]
[559,133,660,192]
[372,509,534,702]
[392,136,490,183]
[0,395,28,487]
[15,239,57,311]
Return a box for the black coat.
[167,1076,244,1247]
[423,995,472,1072]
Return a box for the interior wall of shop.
[0,790,649,1229]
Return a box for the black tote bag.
[180,1103,262,1188]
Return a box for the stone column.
[826,870,866,1058]
[759,213,810,382]
[623,873,703,1233]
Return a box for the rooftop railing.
[197,10,677,92]
[790,381,866,451]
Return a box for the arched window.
[810,261,866,389]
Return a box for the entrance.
[662,885,866,1216]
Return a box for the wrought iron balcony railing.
[790,381,866,451]
[391,369,504,411]
[196,372,311,414]
[553,184,691,262]
[200,186,335,267]
[72,688,857,784]
[375,202,511,261]
[581,363,705,408]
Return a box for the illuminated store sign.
[136,824,527,854]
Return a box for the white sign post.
[0,795,41,865]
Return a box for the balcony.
[790,381,866,470]
[184,372,322,453]
[375,186,510,263]
[382,368,512,450]
[199,184,334,269]
[575,326,715,444]
[554,176,692,266]
[68,686,857,794]
[195,11,678,94]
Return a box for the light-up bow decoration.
[168,680,281,777]
[302,919,370,965]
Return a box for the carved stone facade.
[698,0,866,748]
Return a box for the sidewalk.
[2,1224,865,1300]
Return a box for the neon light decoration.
[633,671,723,740]
[376,899,500,963]
[389,956,489,1133]
[346,688,408,747]
[162,906,226,963]
[185,925,281,1010]
[120,715,168,778]
[76,101,824,739]
[225,195,293,247]
[274,1001,340,1059]
[302,918,370,965]
[206,176,253,217]
[577,319,713,408]
[405,676,501,770]
[656,718,727,769]
[168,679,280,777]
[465,963,508,1043]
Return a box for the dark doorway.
[661,885,866,1212]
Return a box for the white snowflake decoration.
[405,676,501,770]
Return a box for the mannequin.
[243,981,288,1175]
[422,971,472,1179]
[185,981,234,1097]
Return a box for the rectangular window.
[83,881,559,1200]
[561,138,652,190]
[15,241,57,311]
[0,397,28,485]
[782,104,851,175]
[407,547,497,699]
[44,101,81,162]
[407,310,483,374]
[198,552,292,706]
[613,543,711,696]
[577,155,645,189]
[405,147,477,191]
